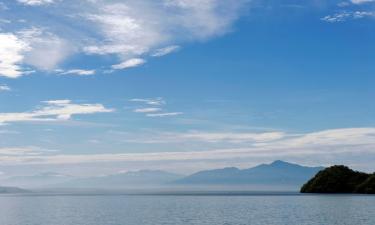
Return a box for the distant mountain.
[175,160,323,188]
[2,161,324,191]
[2,172,74,188]
[301,165,375,194]
[60,170,183,189]
[0,186,29,194]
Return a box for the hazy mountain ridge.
[58,170,184,189]
[0,161,323,190]
[175,160,324,187]
[0,186,29,193]
[2,172,74,188]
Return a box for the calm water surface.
[0,194,374,225]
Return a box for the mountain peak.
[270,160,290,166]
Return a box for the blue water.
[0,194,374,225]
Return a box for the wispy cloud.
[0,128,374,166]
[0,100,113,125]
[18,27,74,71]
[321,11,375,22]
[351,0,375,4]
[130,97,182,117]
[0,0,248,77]
[133,108,162,113]
[111,58,146,70]
[58,69,96,76]
[146,112,183,117]
[0,84,11,92]
[0,27,74,78]
[0,146,56,156]
[151,45,180,57]
[111,130,286,144]
[258,128,375,148]
[17,0,55,6]
[130,98,166,106]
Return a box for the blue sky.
[0,0,374,177]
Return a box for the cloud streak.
[151,45,180,57]
[0,128,374,166]
[146,112,183,117]
[130,97,182,117]
[351,0,375,4]
[111,58,146,70]
[130,98,166,106]
[133,108,162,113]
[59,69,96,76]
[0,85,11,92]
[0,100,113,125]
[321,11,375,22]
[17,0,55,6]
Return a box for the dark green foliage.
[301,165,374,194]
[355,174,375,194]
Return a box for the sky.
[0,0,374,178]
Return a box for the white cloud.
[321,12,352,22]
[146,112,183,117]
[322,11,375,22]
[353,11,375,18]
[0,84,11,92]
[116,131,286,144]
[0,127,373,168]
[0,128,375,166]
[17,0,55,6]
[175,131,286,143]
[130,98,166,106]
[0,33,30,78]
[111,58,146,70]
[351,0,375,4]
[0,100,114,125]
[133,108,162,113]
[0,146,56,156]
[151,45,180,57]
[0,28,75,78]
[18,27,74,71]
[59,69,96,76]
[83,0,246,60]
[261,128,375,148]
[130,97,181,117]
[0,0,248,76]
[0,19,11,24]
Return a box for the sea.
[0,193,374,225]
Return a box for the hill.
[301,165,375,194]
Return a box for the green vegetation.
[356,174,375,194]
[301,165,375,194]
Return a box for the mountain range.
[176,160,323,187]
[0,161,323,191]
[2,172,74,188]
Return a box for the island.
[301,165,375,194]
